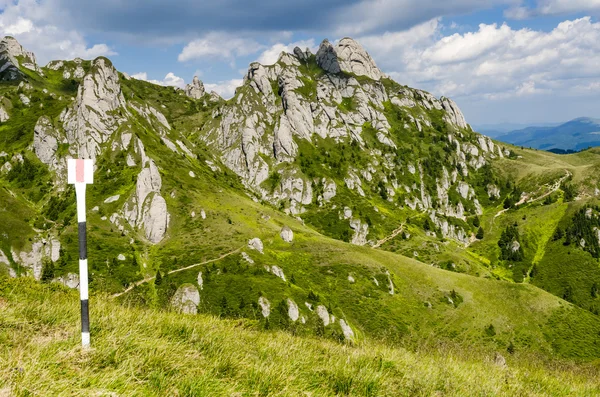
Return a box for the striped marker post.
[67,159,94,348]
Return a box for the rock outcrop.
[248,238,264,253]
[0,36,40,80]
[123,145,169,244]
[280,225,293,242]
[171,284,200,314]
[185,76,205,99]
[61,57,126,158]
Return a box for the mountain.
[1,34,600,377]
[473,121,562,139]
[496,117,600,151]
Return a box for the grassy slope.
[1,277,600,397]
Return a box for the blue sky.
[2,0,600,125]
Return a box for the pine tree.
[473,216,480,228]
[154,270,163,285]
[476,227,484,240]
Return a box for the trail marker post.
[67,159,94,348]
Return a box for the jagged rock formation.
[61,57,126,158]
[196,36,502,244]
[0,36,40,80]
[185,76,205,99]
[123,143,169,244]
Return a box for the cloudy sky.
[2,0,600,126]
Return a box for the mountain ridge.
[1,35,600,364]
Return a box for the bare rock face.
[33,116,59,168]
[350,218,369,246]
[0,36,40,80]
[123,149,169,244]
[61,57,126,158]
[11,238,60,280]
[142,195,169,243]
[441,97,468,129]
[280,225,293,242]
[185,76,205,99]
[171,284,200,314]
[335,38,382,80]
[316,38,382,80]
[316,39,341,74]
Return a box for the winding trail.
[494,170,571,220]
[372,224,404,249]
[111,246,243,298]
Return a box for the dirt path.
[493,170,571,220]
[111,246,243,298]
[372,224,404,249]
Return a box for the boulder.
[171,284,200,314]
[339,319,354,340]
[287,299,299,322]
[248,237,264,253]
[316,305,330,326]
[280,225,293,242]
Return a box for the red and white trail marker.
[67,159,93,348]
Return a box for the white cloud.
[178,32,263,62]
[205,79,244,99]
[131,72,185,88]
[505,0,600,19]
[256,39,317,65]
[0,1,116,64]
[360,16,600,103]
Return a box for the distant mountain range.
[478,118,600,151]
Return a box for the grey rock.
[248,237,264,253]
[258,296,270,317]
[316,39,341,74]
[171,284,200,314]
[287,299,299,322]
[185,76,205,99]
[61,57,126,158]
[280,225,293,242]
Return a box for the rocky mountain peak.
[0,36,40,80]
[185,75,205,99]
[315,37,382,80]
[335,37,382,80]
[61,56,126,158]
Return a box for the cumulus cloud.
[361,16,600,103]
[204,79,244,99]
[131,72,185,88]
[0,1,116,64]
[178,32,264,62]
[256,39,317,65]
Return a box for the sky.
[1,0,600,125]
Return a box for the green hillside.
[1,34,600,391]
[1,277,600,396]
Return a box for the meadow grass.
[1,277,600,397]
